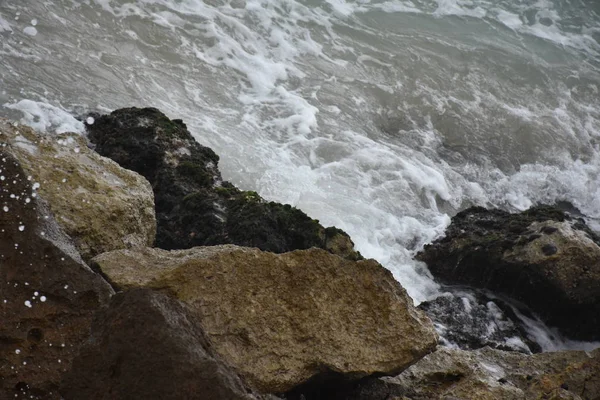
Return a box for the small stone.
[541,243,558,256]
[541,226,558,235]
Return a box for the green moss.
[176,161,212,187]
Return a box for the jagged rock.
[0,151,114,399]
[0,118,156,261]
[377,346,600,400]
[86,107,360,260]
[416,206,600,341]
[91,245,437,393]
[418,291,534,354]
[60,289,259,400]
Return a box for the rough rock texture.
[91,245,438,393]
[86,107,360,260]
[416,206,600,341]
[61,289,258,400]
[378,346,600,400]
[418,291,534,354]
[0,118,156,261]
[0,151,114,399]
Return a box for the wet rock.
[86,107,361,260]
[379,346,600,400]
[416,206,600,341]
[60,289,258,400]
[91,245,437,393]
[0,118,156,261]
[0,151,114,399]
[418,291,534,354]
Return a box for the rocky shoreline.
[1,108,599,399]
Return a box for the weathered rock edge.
[416,205,600,341]
[0,118,156,261]
[86,107,361,260]
[91,245,438,393]
[0,150,114,399]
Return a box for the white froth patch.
[4,100,85,134]
[23,26,38,36]
[496,10,522,30]
[369,1,423,14]
[433,0,486,18]
[0,14,12,32]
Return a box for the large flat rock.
[92,245,437,393]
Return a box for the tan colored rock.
[0,118,156,261]
[92,246,438,393]
[382,346,600,400]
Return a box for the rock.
[0,118,156,261]
[377,346,600,400]
[86,107,360,260]
[60,289,259,400]
[91,245,437,393]
[416,206,600,341]
[0,151,114,399]
[418,291,534,354]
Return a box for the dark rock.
[541,243,558,256]
[60,289,257,400]
[86,107,361,260]
[0,151,114,399]
[416,205,600,341]
[418,290,534,353]
[541,226,558,235]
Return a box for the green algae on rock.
[0,118,156,261]
[416,206,600,341]
[86,107,361,260]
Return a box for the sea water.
[1,0,599,350]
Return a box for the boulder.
[0,151,114,399]
[378,346,600,400]
[416,206,600,341]
[91,245,438,393]
[61,289,260,400]
[86,107,360,260]
[0,118,156,261]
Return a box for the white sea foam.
[4,100,85,134]
[0,13,12,32]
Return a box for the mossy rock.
[417,205,600,341]
[87,107,361,260]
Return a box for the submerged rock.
[0,151,113,399]
[86,107,360,260]
[61,289,258,400]
[0,118,156,261]
[91,245,437,393]
[416,206,600,341]
[418,291,534,354]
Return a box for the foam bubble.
[23,26,37,36]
